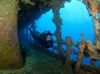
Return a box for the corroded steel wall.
[0,0,24,69]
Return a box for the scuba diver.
[28,28,53,49]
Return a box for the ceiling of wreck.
[18,0,51,29]
[18,0,72,29]
[18,0,100,29]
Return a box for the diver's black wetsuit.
[28,28,53,49]
[38,32,53,48]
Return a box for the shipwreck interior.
[0,0,100,74]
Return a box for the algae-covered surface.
[0,44,88,74]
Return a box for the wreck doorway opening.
[60,0,94,65]
[35,9,57,53]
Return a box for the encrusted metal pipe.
[50,0,65,59]
[64,37,72,67]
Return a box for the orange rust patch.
[84,0,99,13]
[90,4,99,13]
[3,15,7,19]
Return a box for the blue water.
[33,0,100,67]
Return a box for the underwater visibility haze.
[0,0,100,74]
